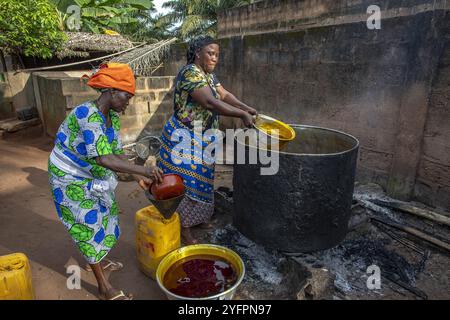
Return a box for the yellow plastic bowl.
[156,244,245,300]
[253,114,296,149]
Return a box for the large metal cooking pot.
[233,125,359,252]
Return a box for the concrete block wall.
[0,73,14,119]
[415,11,450,209]
[0,72,36,120]
[35,74,68,137]
[122,76,175,143]
[218,0,450,38]
[34,71,175,144]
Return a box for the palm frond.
[110,37,177,76]
[154,0,262,41]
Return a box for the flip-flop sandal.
[86,259,124,272]
[99,290,133,300]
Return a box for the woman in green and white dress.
[48,63,163,300]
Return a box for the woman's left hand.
[138,177,153,190]
[246,106,258,116]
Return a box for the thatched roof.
[56,32,135,59]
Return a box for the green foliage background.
[0,0,67,59]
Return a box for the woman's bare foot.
[89,262,131,300]
[181,227,198,245]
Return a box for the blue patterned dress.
[157,64,221,227]
[48,101,124,264]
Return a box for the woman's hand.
[144,165,164,184]
[246,106,258,116]
[241,112,255,128]
[138,177,153,190]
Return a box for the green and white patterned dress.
[48,101,124,264]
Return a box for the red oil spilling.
[163,254,238,298]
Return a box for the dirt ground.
[0,126,167,299]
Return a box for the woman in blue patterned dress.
[48,63,163,300]
[157,36,258,244]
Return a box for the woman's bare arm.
[216,86,257,115]
[114,154,147,184]
[95,154,163,183]
[190,87,255,127]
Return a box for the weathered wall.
[210,0,450,210]
[415,18,450,209]
[0,72,36,120]
[155,43,187,77]
[0,73,14,119]
[34,71,175,144]
[218,0,448,37]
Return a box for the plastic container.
[0,253,35,300]
[135,205,181,279]
[150,173,185,200]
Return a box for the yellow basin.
[253,114,296,150]
[156,244,245,300]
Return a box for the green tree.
[0,0,67,59]
[160,0,255,40]
[51,0,154,34]
[118,10,174,42]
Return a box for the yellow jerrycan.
[0,253,35,300]
[135,205,181,279]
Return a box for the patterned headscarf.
[186,36,219,64]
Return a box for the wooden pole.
[371,199,450,227]
[371,217,450,252]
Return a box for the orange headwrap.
[86,62,135,95]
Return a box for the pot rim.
[235,124,360,157]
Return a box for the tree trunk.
[0,50,7,72]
